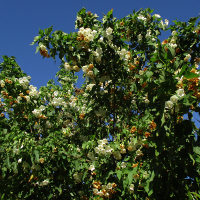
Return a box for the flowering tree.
[1,8,200,199]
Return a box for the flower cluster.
[77,27,97,42]
[82,64,95,78]
[18,76,30,89]
[93,181,117,198]
[94,139,113,155]
[32,105,46,118]
[165,89,185,110]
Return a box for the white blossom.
[19,77,29,89]
[86,83,95,91]
[88,164,95,171]
[170,95,178,104]
[106,27,113,35]
[64,62,72,71]
[138,15,147,21]
[40,179,49,186]
[154,14,161,18]
[176,88,185,98]
[165,100,174,109]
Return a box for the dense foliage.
[1,8,200,199]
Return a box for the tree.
[0,8,200,200]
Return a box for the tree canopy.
[0,8,200,199]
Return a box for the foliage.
[1,8,200,199]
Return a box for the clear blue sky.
[1,0,200,87]
[1,0,200,127]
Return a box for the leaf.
[35,46,40,54]
[5,156,11,169]
[155,150,159,157]
[128,170,133,185]
[189,154,195,165]
[146,71,153,79]
[34,150,40,163]
[188,17,198,24]
[161,113,165,125]
[167,46,175,58]
[116,170,122,180]
[184,72,199,79]
[107,9,113,18]
[144,171,155,195]
[193,147,200,155]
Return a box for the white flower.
[106,27,113,35]
[19,77,29,89]
[121,162,126,169]
[138,15,147,21]
[51,97,65,107]
[32,109,42,117]
[18,158,22,163]
[73,65,81,72]
[39,44,47,51]
[40,179,49,186]
[92,30,97,36]
[172,31,177,36]
[98,37,104,42]
[82,65,89,73]
[64,62,71,71]
[136,149,143,157]
[130,184,134,192]
[165,100,174,109]
[137,34,143,42]
[176,89,185,98]
[105,146,113,154]
[76,16,83,24]
[170,95,178,104]
[0,80,5,87]
[86,83,95,91]
[89,164,95,171]
[146,29,151,38]
[169,43,177,48]
[164,19,169,26]
[154,14,161,18]
[98,138,108,145]
[25,96,30,102]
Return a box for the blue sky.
[1,0,200,127]
[1,0,200,87]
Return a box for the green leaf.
[128,170,133,185]
[155,149,159,156]
[116,170,122,180]
[106,9,113,18]
[144,171,155,195]
[35,46,40,54]
[189,153,195,165]
[167,46,175,58]
[34,150,40,163]
[188,17,198,24]
[184,72,199,79]
[194,147,200,155]
[161,113,165,125]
